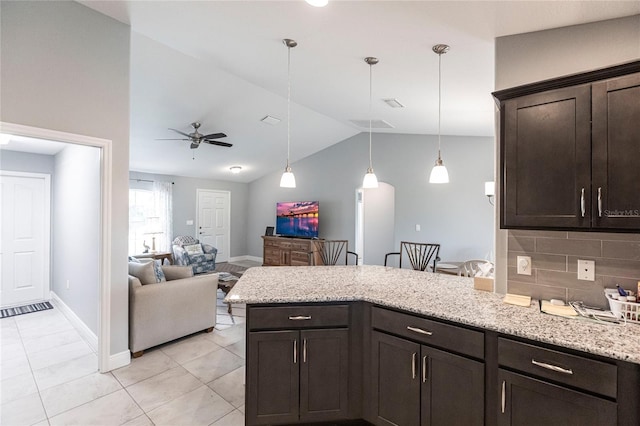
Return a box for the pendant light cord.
[286,44,291,168]
[437,50,442,160]
[368,62,373,169]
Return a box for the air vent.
[261,115,281,125]
[383,98,405,108]
[349,119,394,129]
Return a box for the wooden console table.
[262,236,322,266]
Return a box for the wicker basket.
[605,291,640,324]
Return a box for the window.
[128,181,173,255]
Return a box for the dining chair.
[384,241,440,272]
[312,240,358,265]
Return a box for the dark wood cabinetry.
[369,308,484,426]
[495,61,640,231]
[246,304,350,425]
[262,236,321,266]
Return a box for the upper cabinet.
[494,61,640,231]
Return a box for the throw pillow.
[153,260,166,282]
[184,243,204,255]
[128,261,156,285]
[161,265,194,281]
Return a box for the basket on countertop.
[605,290,640,324]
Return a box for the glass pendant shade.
[280,166,296,188]
[305,0,328,6]
[363,168,379,188]
[429,158,449,184]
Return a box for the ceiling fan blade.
[168,128,192,138]
[203,140,233,148]
[202,132,227,139]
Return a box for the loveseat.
[128,261,218,357]
[172,235,217,274]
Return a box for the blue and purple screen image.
[276,201,319,238]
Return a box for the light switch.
[186,220,194,226]
[517,256,532,275]
[415,224,421,232]
[577,259,595,281]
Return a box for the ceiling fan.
[158,122,232,149]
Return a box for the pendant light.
[429,44,450,184]
[362,57,379,189]
[280,38,297,188]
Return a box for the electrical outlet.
[415,224,421,232]
[517,256,532,275]
[186,220,194,226]
[577,259,595,281]
[66,279,70,289]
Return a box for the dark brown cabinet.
[370,308,484,426]
[495,61,640,231]
[246,305,350,425]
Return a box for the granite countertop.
[225,265,640,365]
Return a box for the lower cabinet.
[498,369,617,426]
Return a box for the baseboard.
[50,292,98,352]
[228,255,263,263]
[107,350,131,371]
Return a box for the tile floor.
[1,286,248,426]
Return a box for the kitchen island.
[226,265,640,425]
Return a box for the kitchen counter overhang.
[226,265,640,364]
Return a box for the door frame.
[0,171,51,306]
[0,121,112,373]
[196,189,231,263]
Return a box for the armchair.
[128,263,218,357]
[172,235,217,274]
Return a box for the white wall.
[248,132,494,264]
[52,145,101,333]
[1,1,131,355]
[130,171,250,257]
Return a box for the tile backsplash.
[507,230,640,308]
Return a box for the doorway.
[196,189,231,263]
[355,182,395,265]
[0,172,50,307]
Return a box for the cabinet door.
[247,331,299,425]
[592,72,640,230]
[421,345,484,426]
[299,329,349,423]
[501,85,591,228]
[371,331,421,426]
[497,369,617,426]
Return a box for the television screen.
[276,201,319,238]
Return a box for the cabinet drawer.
[372,307,484,359]
[291,241,310,251]
[291,250,310,262]
[498,338,617,398]
[249,304,349,330]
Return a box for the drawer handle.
[412,352,417,379]
[407,326,433,336]
[531,359,573,375]
[289,315,312,320]
[501,380,506,414]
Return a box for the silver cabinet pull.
[598,187,602,217]
[303,338,307,363]
[501,380,506,414]
[289,315,311,320]
[411,353,417,379]
[422,356,428,383]
[293,339,297,364]
[580,188,586,217]
[531,359,573,375]
[407,326,433,336]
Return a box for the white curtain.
[153,181,173,252]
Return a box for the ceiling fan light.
[305,0,328,7]
[280,166,296,188]
[429,159,449,184]
[363,169,379,188]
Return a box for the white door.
[0,172,50,307]
[197,189,230,263]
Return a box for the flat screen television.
[276,201,319,238]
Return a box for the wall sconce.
[485,181,495,205]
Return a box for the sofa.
[171,235,217,274]
[128,261,218,357]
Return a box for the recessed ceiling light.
[0,133,12,145]
[229,166,242,174]
[260,115,281,125]
[383,98,405,108]
[305,0,328,7]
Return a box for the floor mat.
[1,301,53,319]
